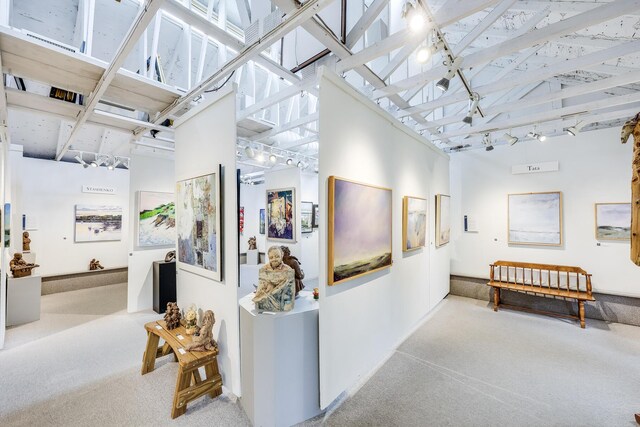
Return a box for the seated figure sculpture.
[248,236,257,251]
[252,246,295,312]
[9,253,39,278]
[185,310,218,352]
[22,231,31,252]
[281,246,304,296]
[89,258,104,270]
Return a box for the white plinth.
[239,291,321,427]
[22,252,37,264]
[246,249,259,265]
[7,275,42,326]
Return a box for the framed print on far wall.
[403,196,427,252]
[267,188,295,242]
[313,204,319,228]
[328,176,392,286]
[508,191,562,246]
[595,202,631,240]
[75,205,123,242]
[259,209,265,235]
[301,201,313,233]
[176,170,222,281]
[435,194,450,248]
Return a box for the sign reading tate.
[82,185,116,194]
[511,161,559,175]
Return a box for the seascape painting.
[75,205,122,242]
[403,196,427,251]
[267,188,295,242]
[435,195,450,247]
[177,172,221,281]
[328,176,392,285]
[508,192,562,246]
[259,209,265,234]
[313,204,319,228]
[138,191,175,247]
[301,201,313,233]
[595,203,631,240]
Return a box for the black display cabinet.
[153,261,176,314]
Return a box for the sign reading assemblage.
[511,161,559,175]
[82,185,117,194]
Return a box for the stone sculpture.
[9,253,39,278]
[184,305,199,335]
[89,258,104,270]
[185,310,218,352]
[281,245,305,296]
[252,246,295,312]
[248,236,257,251]
[164,302,182,330]
[22,231,31,252]
[164,250,176,263]
[621,113,640,266]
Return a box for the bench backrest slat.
[490,261,592,297]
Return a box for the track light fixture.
[269,153,277,163]
[504,133,519,146]
[401,0,425,33]
[286,158,293,166]
[244,146,255,159]
[462,93,480,125]
[416,40,445,64]
[527,131,546,142]
[74,153,89,169]
[436,57,462,92]
[566,121,586,136]
[482,133,494,151]
[256,151,265,163]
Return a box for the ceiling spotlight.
[297,160,304,169]
[90,159,99,168]
[245,146,255,159]
[402,0,425,33]
[538,134,547,142]
[566,121,586,136]
[286,158,293,166]
[436,57,462,92]
[269,153,277,163]
[416,46,431,64]
[482,133,494,151]
[462,93,480,125]
[74,154,89,169]
[504,133,519,146]
[256,151,265,163]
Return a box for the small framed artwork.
[137,191,175,247]
[301,201,314,233]
[435,194,450,247]
[313,204,319,228]
[403,196,427,251]
[239,206,245,235]
[595,203,631,240]
[267,188,295,242]
[508,191,562,246]
[328,176,392,285]
[259,209,265,235]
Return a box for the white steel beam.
[56,0,164,160]
[235,0,252,29]
[345,0,389,49]
[249,112,319,141]
[452,0,516,55]
[432,0,502,28]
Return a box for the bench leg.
[172,367,191,419]
[493,288,500,312]
[579,301,586,329]
[204,361,223,399]
[141,332,160,375]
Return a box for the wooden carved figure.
[164,302,182,330]
[185,310,218,352]
[9,253,39,278]
[22,231,31,252]
[281,245,305,296]
[184,304,199,335]
[621,113,640,266]
[252,246,295,312]
[248,236,257,251]
[89,258,104,270]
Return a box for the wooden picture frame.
[508,191,562,246]
[435,194,450,248]
[266,187,296,242]
[595,202,631,241]
[403,196,427,252]
[312,204,319,228]
[328,176,392,286]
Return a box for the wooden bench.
[141,320,223,418]
[487,261,595,328]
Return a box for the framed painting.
[508,192,562,246]
[435,195,450,247]
[4,203,9,247]
[176,171,222,281]
[259,209,265,235]
[595,203,631,240]
[75,205,123,242]
[313,204,319,228]
[301,201,314,233]
[328,176,392,285]
[267,188,295,242]
[239,206,245,235]
[137,191,175,247]
[403,196,427,252]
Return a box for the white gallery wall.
[449,126,640,297]
[300,171,319,281]
[174,86,241,396]
[16,154,129,276]
[317,70,450,408]
[127,154,175,313]
[239,183,266,253]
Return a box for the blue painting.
[267,188,295,242]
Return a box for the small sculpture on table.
[9,253,39,278]
[185,310,218,352]
[164,302,181,330]
[248,236,257,250]
[165,250,176,263]
[22,231,31,252]
[252,246,295,312]
[281,246,305,296]
[89,258,104,270]
[184,305,199,335]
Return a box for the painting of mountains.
[403,196,427,251]
[138,191,175,247]
[328,176,392,285]
[595,203,631,240]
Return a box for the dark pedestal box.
[153,261,176,314]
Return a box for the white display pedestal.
[239,290,321,427]
[22,252,37,264]
[246,249,259,265]
[6,275,42,326]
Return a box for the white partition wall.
[317,70,451,408]
[174,86,241,396]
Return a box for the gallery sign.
[511,161,559,175]
[82,185,116,194]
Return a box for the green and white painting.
[138,191,175,247]
[595,203,631,240]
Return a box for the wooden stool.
[141,320,223,418]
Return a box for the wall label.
[82,185,116,194]
[511,161,559,175]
